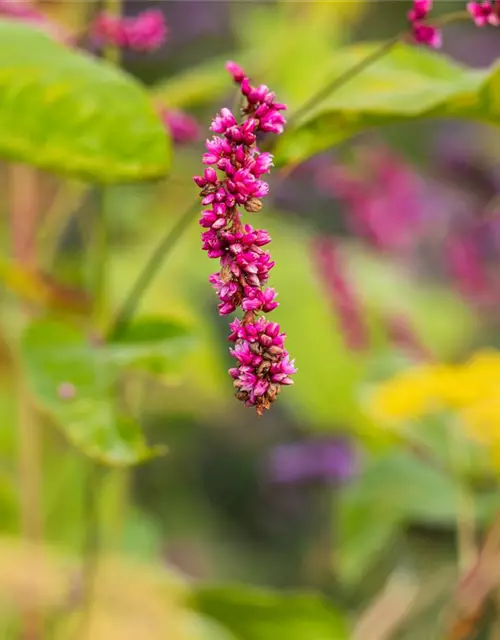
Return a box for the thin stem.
[75,463,101,640]
[107,200,199,340]
[9,164,43,640]
[434,10,470,27]
[450,424,477,574]
[103,0,121,64]
[286,33,404,130]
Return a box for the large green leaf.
[275,43,496,165]
[0,20,169,182]
[190,585,350,640]
[20,319,164,466]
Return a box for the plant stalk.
[10,163,43,640]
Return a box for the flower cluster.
[92,9,167,53]
[407,0,441,48]
[194,62,296,414]
[467,1,500,26]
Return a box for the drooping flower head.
[194,63,296,414]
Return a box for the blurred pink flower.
[467,1,500,26]
[160,108,199,144]
[311,236,369,351]
[124,9,167,52]
[317,147,425,252]
[445,232,496,306]
[92,9,167,52]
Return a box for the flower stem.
[10,163,43,640]
[286,33,405,129]
[107,200,199,340]
[103,0,121,64]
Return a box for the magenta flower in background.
[160,107,199,144]
[311,237,369,352]
[407,0,441,48]
[445,233,493,304]
[92,9,167,52]
[266,438,358,486]
[317,146,425,252]
[467,1,500,26]
[124,9,167,52]
[91,12,127,49]
[194,62,296,415]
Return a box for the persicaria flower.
[92,9,167,52]
[407,0,441,48]
[194,62,296,414]
[467,1,500,26]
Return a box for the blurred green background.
[2,1,500,638]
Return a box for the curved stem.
[286,33,405,129]
[107,200,199,340]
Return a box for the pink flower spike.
[195,62,295,414]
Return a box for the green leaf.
[275,43,494,166]
[337,450,461,584]
[20,319,163,466]
[106,316,193,375]
[0,20,169,182]
[190,584,350,640]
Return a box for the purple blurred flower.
[266,438,358,486]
